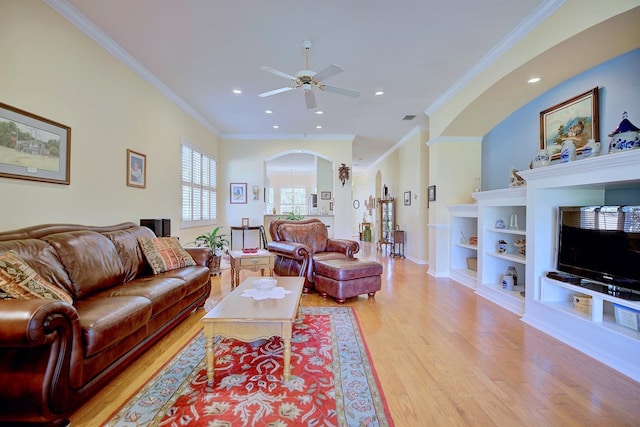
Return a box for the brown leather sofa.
[0,222,212,426]
[267,218,359,290]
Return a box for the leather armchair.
[267,218,359,290]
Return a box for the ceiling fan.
[258,40,360,109]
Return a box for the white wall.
[0,1,220,242]
[220,137,353,239]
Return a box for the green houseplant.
[193,226,229,275]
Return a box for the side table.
[392,230,405,258]
[228,249,275,287]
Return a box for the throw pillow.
[138,237,196,275]
[0,250,73,303]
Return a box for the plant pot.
[209,254,222,276]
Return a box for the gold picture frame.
[540,87,599,160]
[126,149,146,188]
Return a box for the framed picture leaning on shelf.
[540,87,599,160]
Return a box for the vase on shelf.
[560,140,576,163]
[532,149,550,168]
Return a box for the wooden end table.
[228,249,275,287]
[201,276,304,385]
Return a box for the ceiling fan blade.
[321,84,360,98]
[258,86,295,97]
[313,64,344,82]
[260,66,297,81]
[304,90,317,109]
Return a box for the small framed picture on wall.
[428,185,436,201]
[230,182,247,204]
[127,149,146,188]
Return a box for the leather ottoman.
[314,258,383,303]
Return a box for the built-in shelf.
[473,187,527,315]
[448,204,478,290]
[518,149,640,383]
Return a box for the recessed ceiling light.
[272,125,279,129]
[232,89,242,94]
[375,91,384,96]
[527,77,542,84]
[315,110,323,115]
[315,125,322,129]
[265,110,273,114]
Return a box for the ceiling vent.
[402,115,416,121]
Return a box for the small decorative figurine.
[338,163,350,186]
[608,112,640,152]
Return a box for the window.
[280,187,307,215]
[181,143,217,226]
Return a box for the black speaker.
[140,218,171,237]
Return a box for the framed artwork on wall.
[428,185,436,201]
[126,149,146,188]
[404,191,411,206]
[321,191,331,200]
[0,102,71,185]
[540,87,599,160]
[230,182,247,204]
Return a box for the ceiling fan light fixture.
[258,41,358,109]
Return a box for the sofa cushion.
[0,250,73,303]
[138,237,196,274]
[277,221,328,253]
[103,226,156,282]
[43,231,126,300]
[95,276,187,316]
[75,296,152,357]
[0,239,73,294]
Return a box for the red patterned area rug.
[106,306,393,426]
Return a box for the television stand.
[578,280,640,302]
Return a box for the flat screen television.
[557,206,640,296]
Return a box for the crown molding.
[44,0,221,137]
[424,0,565,117]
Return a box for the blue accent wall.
[482,48,640,191]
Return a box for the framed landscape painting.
[0,102,71,184]
[540,87,599,160]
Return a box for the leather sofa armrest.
[0,299,79,346]
[267,241,312,260]
[184,247,213,267]
[0,299,84,410]
[326,239,360,257]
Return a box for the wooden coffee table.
[201,276,304,385]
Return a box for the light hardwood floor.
[70,242,640,426]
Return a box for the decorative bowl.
[242,248,259,254]
[253,278,277,290]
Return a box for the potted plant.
[193,226,230,275]
[280,210,305,221]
